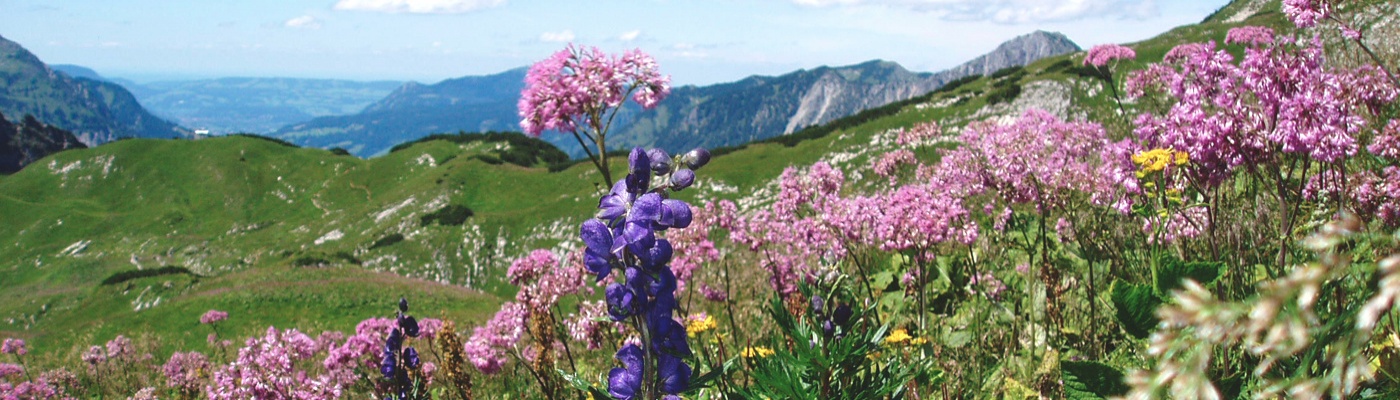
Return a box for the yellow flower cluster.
[741,346,776,358]
[883,328,928,347]
[1132,148,1189,177]
[884,328,913,345]
[685,314,717,337]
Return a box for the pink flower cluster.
[206,327,342,400]
[1128,36,1396,187]
[668,200,734,292]
[1142,206,1210,244]
[508,249,590,313]
[464,301,527,375]
[934,109,1139,214]
[565,300,610,350]
[200,310,229,324]
[0,370,72,399]
[872,149,917,185]
[0,338,25,356]
[1225,26,1275,46]
[518,45,670,136]
[968,271,1007,301]
[895,121,941,146]
[1282,0,1329,28]
[162,351,209,395]
[1369,120,1400,160]
[1084,43,1137,67]
[0,363,21,379]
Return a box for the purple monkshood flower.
[609,344,644,399]
[584,146,702,398]
[658,354,692,394]
[606,281,637,321]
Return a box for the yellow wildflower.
[741,346,776,358]
[909,336,929,346]
[1132,148,1191,178]
[685,314,717,337]
[884,328,913,346]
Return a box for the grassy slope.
[0,1,1291,358]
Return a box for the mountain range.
[0,111,85,173]
[274,30,1080,157]
[0,35,185,144]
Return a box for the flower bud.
[681,148,711,170]
[670,169,695,190]
[647,148,672,174]
[810,294,824,315]
[399,297,409,313]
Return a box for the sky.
[0,0,1227,86]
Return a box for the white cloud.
[790,0,1158,23]
[284,15,322,29]
[619,30,642,42]
[539,30,575,43]
[333,0,504,14]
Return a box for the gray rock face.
[611,30,1081,155]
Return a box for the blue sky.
[1,0,1226,86]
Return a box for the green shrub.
[421,204,474,227]
[100,266,199,286]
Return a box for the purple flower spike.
[609,344,645,400]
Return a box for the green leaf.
[1155,254,1223,294]
[1062,361,1129,399]
[1110,282,1162,339]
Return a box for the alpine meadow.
[3,0,1400,399]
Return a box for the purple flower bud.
[399,316,420,338]
[628,147,651,178]
[823,320,835,337]
[647,148,672,174]
[833,303,853,328]
[405,347,421,369]
[670,168,695,190]
[398,297,409,313]
[681,148,711,170]
[380,350,396,378]
[811,294,824,314]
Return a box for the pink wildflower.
[1225,26,1275,46]
[200,310,228,324]
[1084,44,1136,67]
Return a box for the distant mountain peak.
[0,35,187,144]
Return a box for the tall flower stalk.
[581,147,706,399]
[518,44,671,186]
